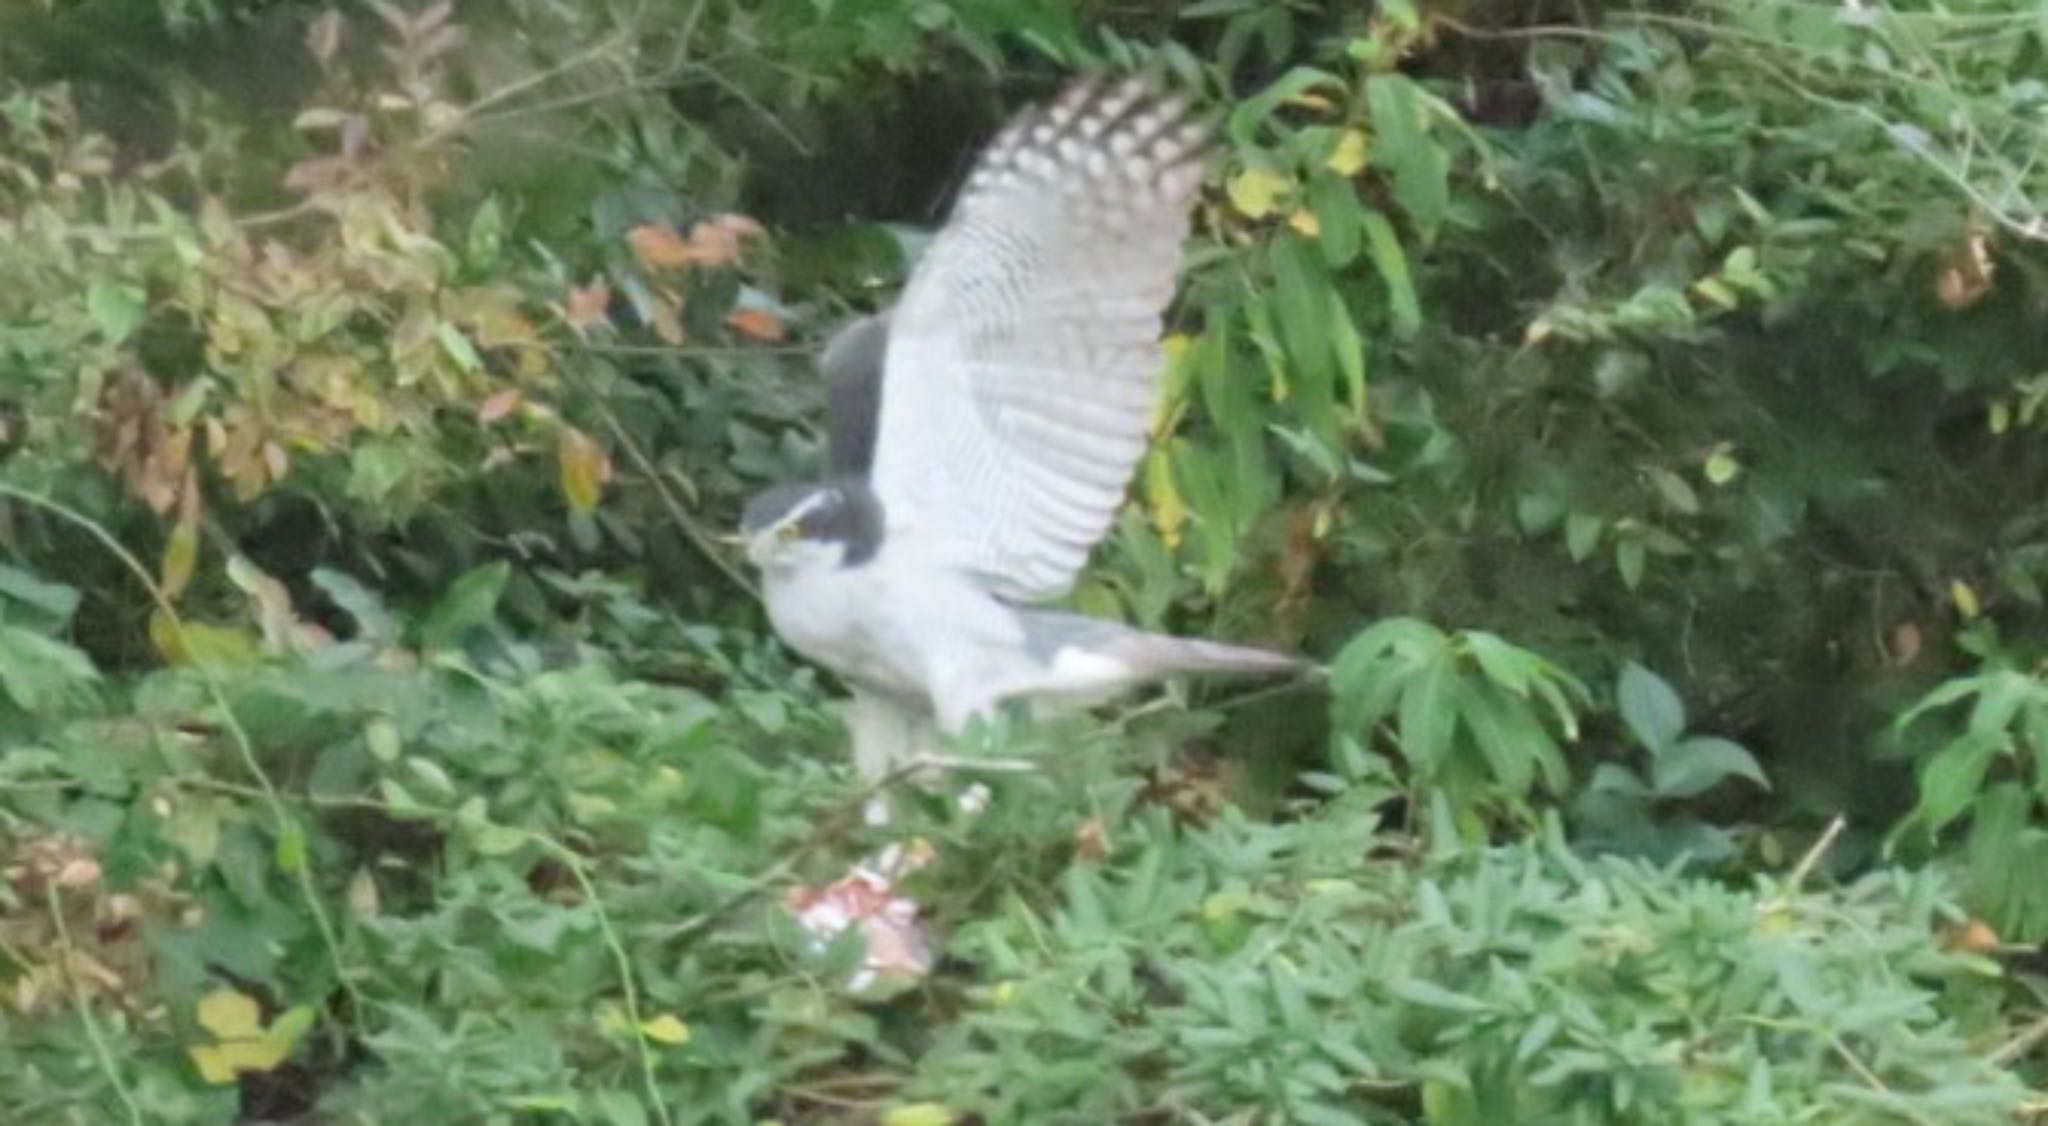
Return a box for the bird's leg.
[925,689,1040,778]
[842,691,922,825]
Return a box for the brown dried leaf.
[1933,231,1995,310]
[629,224,697,271]
[477,389,523,425]
[1943,918,2001,954]
[727,308,785,342]
[1888,622,1923,667]
[563,282,611,332]
[1073,818,1109,862]
[647,298,685,346]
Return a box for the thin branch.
[44,885,144,1126]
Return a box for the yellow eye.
[778,521,804,541]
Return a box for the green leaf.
[1616,536,1647,590]
[418,561,510,650]
[1364,74,1449,241]
[0,564,82,625]
[1457,683,1535,793]
[87,277,147,343]
[1645,466,1700,515]
[1653,736,1769,798]
[1565,513,1603,562]
[1618,662,1685,753]
[436,323,483,372]
[0,624,99,712]
[1462,631,1536,696]
[1360,208,1420,336]
[312,568,397,644]
[1397,649,1458,772]
[1910,731,2006,835]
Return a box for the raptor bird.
[735,75,1303,790]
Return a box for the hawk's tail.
[1021,610,1310,684]
[1109,632,1310,679]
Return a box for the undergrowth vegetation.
[0,0,2045,1122]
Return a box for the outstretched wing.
[867,76,1210,602]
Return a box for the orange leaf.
[727,308,785,342]
[684,213,766,267]
[563,282,611,331]
[629,225,696,270]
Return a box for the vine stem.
[44,884,145,1126]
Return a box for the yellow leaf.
[880,1104,956,1126]
[161,516,200,603]
[189,1043,243,1085]
[1703,447,1740,486]
[557,427,611,515]
[196,989,263,1038]
[1226,166,1290,220]
[1325,129,1370,176]
[639,1014,691,1045]
[188,1030,294,1085]
[1142,448,1186,550]
[1952,579,1981,620]
[149,611,260,668]
[1286,209,1321,237]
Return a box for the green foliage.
[916,807,2026,1125]
[1328,618,1584,837]
[1893,654,2048,939]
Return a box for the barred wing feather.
[868,76,1210,602]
